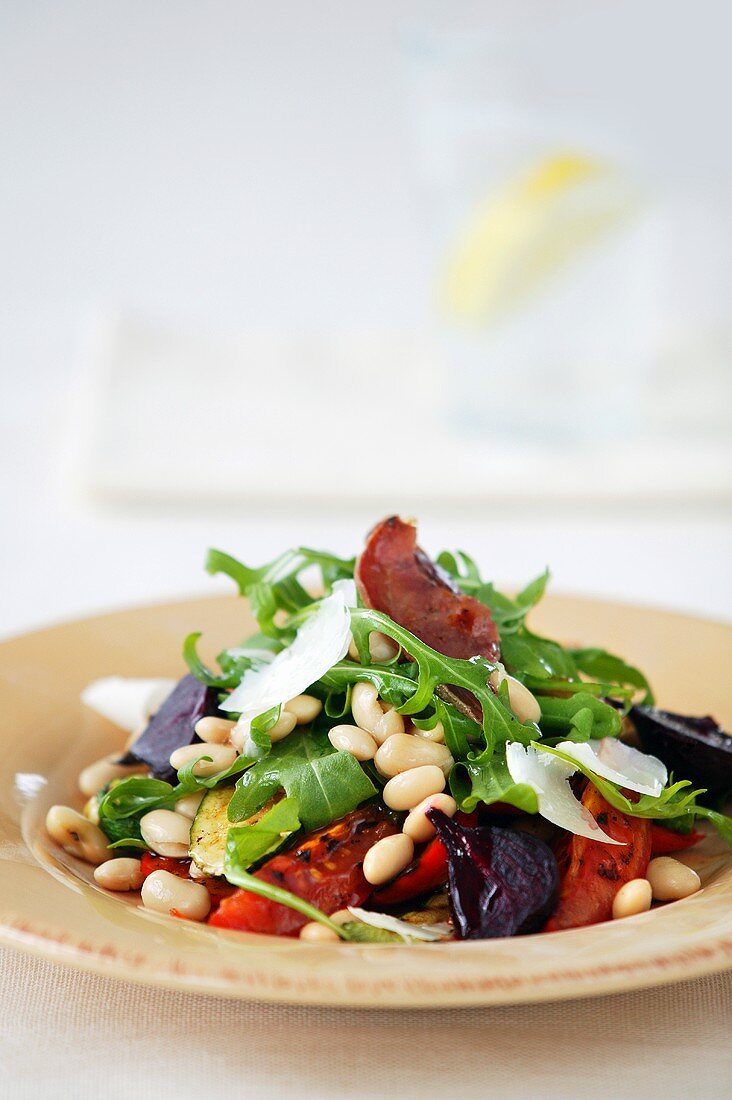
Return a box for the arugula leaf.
[436,552,548,635]
[501,631,579,681]
[227,729,376,830]
[225,796,301,871]
[536,692,623,741]
[450,750,539,814]
[567,647,655,705]
[537,743,732,843]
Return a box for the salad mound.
[48,517,732,943]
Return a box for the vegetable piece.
[224,797,300,873]
[189,786,236,875]
[227,729,376,831]
[554,738,667,797]
[212,805,397,936]
[630,706,732,799]
[506,743,622,844]
[355,516,500,662]
[345,908,450,942]
[81,677,177,733]
[220,579,356,731]
[545,783,652,931]
[120,675,219,782]
[650,824,703,856]
[427,810,559,939]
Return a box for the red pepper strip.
[372,811,479,905]
[650,824,703,856]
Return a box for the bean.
[299,921,341,943]
[284,695,323,724]
[94,857,144,892]
[168,743,237,777]
[348,631,400,663]
[141,869,210,921]
[194,716,236,744]
[374,734,454,779]
[363,833,415,885]
[327,724,378,761]
[489,666,541,725]
[646,857,702,902]
[383,765,445,811]
[140,809,191,858]
[45,805,110,865]
[612,878,653,919]
[403,793,458,842]
[329,908,355,926]
[268,710,298,743]
[351,681,404,745]
[83,795,101,825]
[413,720,445,744]
[175,790,205,819]
[78,754,146,798]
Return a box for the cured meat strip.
[355,516,500,662]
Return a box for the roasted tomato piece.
[356,517,500,663]
[545,783,652,931]
[209,805,398,936]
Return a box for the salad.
[46,517,732,943]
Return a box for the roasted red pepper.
[209,805,397,936]
[650,823,703,856]
[545,784,652,931]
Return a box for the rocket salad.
[48,517,732,943]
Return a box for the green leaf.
[567,647,655,705]
[501,631,579,680]
[183,632,243,688]
[225,796,301,871]
[536,692,622,741]
[450,750,539,814]
[227,728,376,831]
[338,922,402,943]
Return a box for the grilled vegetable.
[631,706,732,799]
[209,805,397,936]
[545,783,652,931]
[120,674,219,782]
[189,786,236,876]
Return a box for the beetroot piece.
[120,674,219,782]
[631,706,732,799]
[427,810,559,940]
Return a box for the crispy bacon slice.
[355,517,500,663]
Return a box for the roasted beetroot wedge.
[427,810,559,939]
[120,674,219,782]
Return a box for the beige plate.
[1,594,731,1007]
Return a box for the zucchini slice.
[189,786,235,876]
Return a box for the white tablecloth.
[2,945,730,1099]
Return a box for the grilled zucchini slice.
[189,786,235,875]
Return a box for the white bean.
[350,682,404,744]
[284,695,323,724]
[299,921,340,942]
[374,734,454,779]
[78,754,147,798]
[45,805,110,865]
[141,869,210,921]
[329,908,355,926]
[348,631,400,663]
[403,793,458,842]
[489,666,541,725]
[268,710,298,743]
[94,857,144,892]
[646,857,701,902]
[140,809,191,858]
[383,765,446,811]
[83,795,101,825]
[363,833,414,885]
[413,720,445,744]
[175,790,205,819]
[327,724,378,761]
[612,878,653,919]
[194,716,237,744]
[168,743,237,776]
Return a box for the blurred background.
[1,0,730,636]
